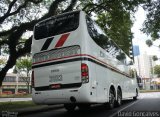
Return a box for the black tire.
[133,89,138,100]
[64,104,76,112]
[133,96,137,100]
[116,89,122,107]
[106,89,115,109]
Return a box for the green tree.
[152,55,158,61]
[96,11,132,55]
[0,0,149,85]
[142,0,160,48]
[0,0,78,86]
[15,57,32,93]
[145,39,160,48]
[0,58,6,70]
[154,65,160,77]
[142,0,160,40]
[81,0,147,55]
[0,58,5,65]
[16,57,32,77]
[146,40,153,47]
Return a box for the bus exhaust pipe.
[70,96,76,103]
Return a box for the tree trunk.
[0,55,17,86]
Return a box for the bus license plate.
[49,75,63,82]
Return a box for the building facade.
[134,52,155,89]
[0,73,31,94]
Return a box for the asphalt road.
[20,92,160,117]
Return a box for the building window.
[3,76,16,82]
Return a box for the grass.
[140,90,160,93]
[0,101,38,111]
[0,94,31,98]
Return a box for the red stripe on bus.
[33,54,106,66]
[32,54,131,77]
[55,33,70,48]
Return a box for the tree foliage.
[0,0,150,85]
[142,0,160,40]
[15,57,32,77]
[0,58,6,65]
[81,0,147,54]
[146,39,153,47]
[0,0,77,86]
[15,57,32,93]
[0,58,6,71]
[154,65,160,77]
[152,55,158,61]
[96,11,132,54]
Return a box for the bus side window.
[86,16,132,66]
[86,16,109,50]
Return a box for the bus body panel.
[84,16,138,101]
[32,82,96,104]
[84,32,137,102]
[34,61,81,87]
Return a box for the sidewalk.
[0,104,63,116]
[0,98,32,102]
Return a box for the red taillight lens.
[81,63,89,83]
[82,72,88,76]
[31,71,35,87]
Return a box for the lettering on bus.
[51,69,60,73]
[105,41,120,58]
[38,14,75,27]
[34,11,80,40]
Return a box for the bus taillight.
[31,71,35,87]
[81,63,89,83]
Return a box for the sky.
[131,7,160,64]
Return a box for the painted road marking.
[109,99,141,117]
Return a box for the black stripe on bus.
[82,57,130,77]
[32,57,131,78]
[41,37,54,51]
[34,83,82,91]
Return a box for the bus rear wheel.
[64,104,76,112]
[106,89,115,109]
[133,89,138,100]
[116,89,122,107]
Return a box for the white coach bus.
[31,10,139,111]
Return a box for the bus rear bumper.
[32,85,96,105]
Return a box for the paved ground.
[0,92,159,102]
[19,97,160,117]
[1,92,160,117]
[0,98,32,102]
[139,92,160,99]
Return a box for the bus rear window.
[34,11,80,40]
